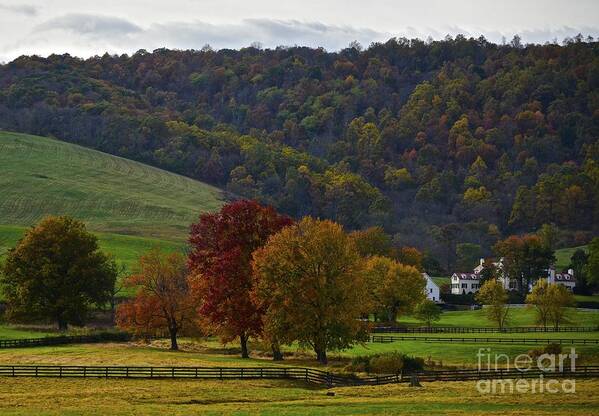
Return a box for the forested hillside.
[1,36,598,271]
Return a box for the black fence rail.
[372,326,599,334]
[1,365,599,387]
[369,335,599,345]
[0,333,130,349]
[409,366,599,382]
[0,365,382,387]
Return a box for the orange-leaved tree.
[116,248,196,350]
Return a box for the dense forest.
[1,35,598,272]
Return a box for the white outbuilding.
[423,273,441,302]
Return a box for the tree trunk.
[271,343,284,361]
[110,297,116,325]
[57,318,68,332]
[315,347,328,364]
[240,333,249,358]
[169,327,179,350]
[387,308,397,323]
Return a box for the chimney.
[568,268,574,277]
[480,258,484,266]
[548,268,555,283]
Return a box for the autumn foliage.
[1,216,117,330]
[116,248,196,350]
[188,200,292,358]
[252,217,368,364]
[363,256,425,322]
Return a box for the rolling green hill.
[0,131,225,241]
[0,225,184,271]
[0,131,226,273]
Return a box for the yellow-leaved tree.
[363,256,425,323]
[252,217,367,364]
[526,280,574,329]
[475,279,510,330]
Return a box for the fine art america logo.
[476,347,577,394]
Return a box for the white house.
[450,273,481,295]
[459,258,576,294]
[422,273,440,302]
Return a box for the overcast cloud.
[0,3,37,16]
[0,0,598,62]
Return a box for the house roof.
[422,273,439,288]
[452,273,481,280]
[554,273,576,282]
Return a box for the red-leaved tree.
[188,200,292,358]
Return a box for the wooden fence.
[372,326,599,334]
[1,365,598,387]
[369,335,599,345]
[0,333,130,349]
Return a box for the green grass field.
[0,131,225,241]
[400,307,599,328]
[0,325,54,340]
[0,224,185,272]
[1,327,599,368]
[555,245,588,270]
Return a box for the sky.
[1,0,598,62]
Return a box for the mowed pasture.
[2,321,599,414]
[0,131,225,241]
[3,377,598,416]
[2,328,599,368]
[1,339,599,415]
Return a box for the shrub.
[346,352,424,374]
[544,343,562,355]
[370,352,404,374]
[528,343,563,360]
